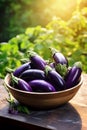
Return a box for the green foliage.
[0,0,82,42]
[1,8,87,78]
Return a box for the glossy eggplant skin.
[53,52,68,66]
[45,66,66,91]
[29,51,47,70]
[11,74,32,92]
[28,79,56,92]
[65,66,82,89]
[49,62,55,69]
[13,62,31,77]
[20,69,46,81]
[50,48,68,67]
[17,78,33,91]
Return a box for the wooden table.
[0,74,87,130]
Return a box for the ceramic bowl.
[4,74,83,109]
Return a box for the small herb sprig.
[4,83,30,115]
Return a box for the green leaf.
[55,64,68,77]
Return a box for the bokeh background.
[0,0,87,78]
[0,0,86,42]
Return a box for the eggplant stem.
[27,50,37,59]
[11,73,18,84]
[5,67,14,73]
[49,47,58,56]
[45,65,52,76]
[73,61,82,69]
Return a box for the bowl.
[4,74,83,109]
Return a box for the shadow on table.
[0,102,82,130]
[26,103,82,130]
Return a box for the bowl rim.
[4,73,83,95]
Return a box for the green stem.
[74,61,82,69]
[49,47,59,56]
[27,50,37,59]
[11,73,18,84]
[5,67,14,73]
[45,65,52,76]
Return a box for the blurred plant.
[0,0,86,42]
[0,7,87,78]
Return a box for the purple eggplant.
[65,62,82,89]
[50,47,68,67]
[11,74,32,92]
[45,65,66,91]
[49,62,55,69]
[13,62,31,77]
[28,79,56,92]
[28,51,47,70]
[20,69,46,81]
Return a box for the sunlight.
[43,0,78,20]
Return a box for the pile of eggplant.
[10,47,82,92]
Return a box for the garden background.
[0,0,87,78]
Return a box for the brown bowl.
[4,74,83,109]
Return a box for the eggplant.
[28,79,56,92]
[20,69,46,81]
[13,62,31,77]
[65,62,82,89]
[28,51,47,70]
[11,74,32,92]
[49,62,55,69]
[45,65,66,91]
[50,47,68,67]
